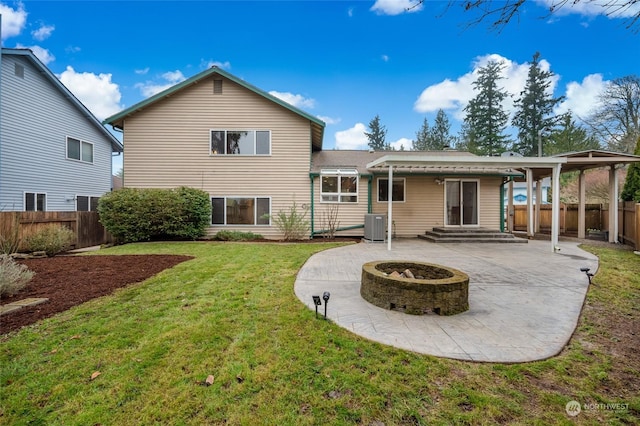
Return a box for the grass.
[1,242,638,425]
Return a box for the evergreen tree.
[512,52,564,156]
[365,114,388,150]
[621,136,640,201]
[412,117,430,150]
[462,60,511,156]
[545,112,601,156]
[430,109,456,149]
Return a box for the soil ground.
[1,255,192,335]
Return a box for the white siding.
[0,54,114,211]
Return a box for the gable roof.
[103,67,326,151]
[1,48,123,153]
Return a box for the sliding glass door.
[445,180,478,226]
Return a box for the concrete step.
[424,230,515,239]
[417,234,528,243]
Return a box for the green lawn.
[1,242,638,425]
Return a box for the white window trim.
[66,136,94,164]
[23,191,47,212]
[377,177,406,203]
[211,196,272,226]
[320,169,359,204]
[209,129,272,156]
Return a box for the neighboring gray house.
[0,48,122,212]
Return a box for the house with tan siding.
[105,67,562,241]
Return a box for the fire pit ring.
[360,261,469,315]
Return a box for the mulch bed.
[1,255,192,335]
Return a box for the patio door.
[445,180,478,226]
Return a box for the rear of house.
[0,48,122,212]
[105,67,324,239]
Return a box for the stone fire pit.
[360,261,469,315]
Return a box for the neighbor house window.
[210,130,270,155]
[76,196,100,211]
[15,63,24,78]
[25,192,46,211]
[378,178,405,202]
[67,137,94,163]
[321,169,358,203]
[211,197,271,225]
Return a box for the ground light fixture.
[322,291,330,319]
[580,267,594,285]
[312,295,322,318]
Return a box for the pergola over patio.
[367,150,640,253]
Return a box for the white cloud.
[135,67,150,75]
[317,115,341,125]
[414,53,559,120]
[348,7,354,17]
[16,43,55,64]
[269,91,316,109]
[31,24,54,41]
[389,137,412,150]
[335,123,369,149]
[135,70,186,97]
[371,0,422,15]
[535,0,640,18]
[0,2,27,40]
[65,45,81,54]
[57,66,123,120]
[556,73,606,119]
[382,54,389,62]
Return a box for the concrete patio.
[294,239,599,363]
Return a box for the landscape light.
[580,267,594,285]
[312,295,322,319]
[322,292,330,319]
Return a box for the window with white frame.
[25,192,46,211]
[210,130,270,155]
[377,178,405,202]
[76,196,100,211]
[67,137,94,163]
[211,197,271,225]
[320,169,358,203]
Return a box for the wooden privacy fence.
[513,202,640,249]
[0,211,112,251]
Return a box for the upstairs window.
[25,192,46,211]
[378,178,406,202]
[321,169,358,203]
[67,137,94,163]
[210,130,270,155]
[15,63,25,78]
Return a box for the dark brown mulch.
[0,255,192,335]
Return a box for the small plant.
[269,201,310,241]
[0,213,21,255]
[23,225,75,256]
[319,204,340,239]
[213,230,264,241]
[0,254,34,297]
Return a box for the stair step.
[417,234,528,244]
[424,231,515,239]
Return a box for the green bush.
[0,255,34,297]
[23,225,75,256]
[213,230,264,241]
[98,187,212,244]
[270,201,310,241]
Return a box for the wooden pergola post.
[578,170,586,239]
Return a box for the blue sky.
[1,0,638,172]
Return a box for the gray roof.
[311,150,478,175]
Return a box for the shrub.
[23,225,75,256]
[0,254,34,297]
[98,187,211,244]
[213,230,264,241]
[270,201,310,241]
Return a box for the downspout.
[310,174,315,237]
[367,175,373,213]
